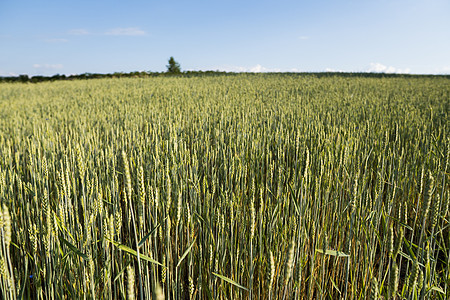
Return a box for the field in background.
[0,74,448,299]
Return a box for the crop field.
[0,74,448,299]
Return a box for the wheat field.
[0,74,448,299]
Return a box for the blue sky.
[1,0,449,76]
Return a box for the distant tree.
[19,74,29,83]
[166,56,181,74]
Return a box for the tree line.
[2,72,448,83]
[1,57,448,83]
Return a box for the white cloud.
[433,66,450,74]
[325,68,346,72]
[68,29,90,35]
[105,27,147,36]
[249,64,280,72]
[299,36,309,40]
[214,64,286,73]
[0,70,17,76]
[33,64,64,70]
[367,62,410,74]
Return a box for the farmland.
[0,74,448,299]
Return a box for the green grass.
[0,74,448,299]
